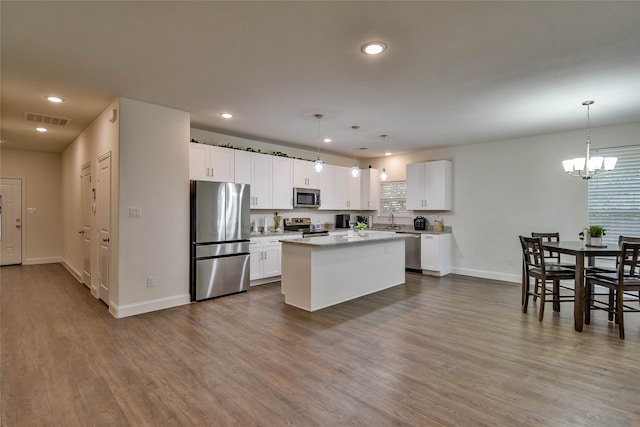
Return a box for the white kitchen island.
[280,232,407,311]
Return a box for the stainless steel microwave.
[293,187,321,208]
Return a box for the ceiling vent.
[358,147,368,150]
[24,112,72,127]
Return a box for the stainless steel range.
[283,217,329,237]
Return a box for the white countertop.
[280,231,409,247]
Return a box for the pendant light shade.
[313,113,324,173]
[351,125,360,178]
[379,134,388,181]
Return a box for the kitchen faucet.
[387,212,398,229]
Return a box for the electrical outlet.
[146,276,155,287]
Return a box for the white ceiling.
[2,1,639,157]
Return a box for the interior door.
[80,164,92,288]
[97,154,111,305]
[0,178,22,265]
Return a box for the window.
[588,145,640,246]
[379,181,408,216]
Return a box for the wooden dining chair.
[585,241,640,339]
[586,236,640,321]
[530,232,576,302]
[520,236,576,322]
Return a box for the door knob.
[16,224,21,229]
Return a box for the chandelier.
[562,100,617,179]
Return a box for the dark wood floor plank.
[2,264,639,426]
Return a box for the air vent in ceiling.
[24,112,72,127]
[358,147,368,150]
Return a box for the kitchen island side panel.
[281,239,405,311]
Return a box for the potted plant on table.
[355,221,368,236]
[579,225,606,246]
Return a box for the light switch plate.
[129,207,142,218]
[27,207,37,214]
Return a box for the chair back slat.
[520,236,546,273]
[620,242,640,279]
[532,232,561,262]
[619,236,640,271]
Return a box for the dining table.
[542,241,621,332]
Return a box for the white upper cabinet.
[271,156,293,209]
[189,143,235,182]
[293,159,319,189]
[360,168,379,211]
[406,160,452,210]
[235,151,272,209]
[318,164,335,210]
[333,165,361,210]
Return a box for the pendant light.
[313,113,324,172]
[562,100,617,180]
[351,125,360,178]
[379,134,388,181]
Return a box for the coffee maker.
[335,214,350,229]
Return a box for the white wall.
[116,99,190,317]
[190,128,354,167]
[367,121,640,282]
[61,99,120,289]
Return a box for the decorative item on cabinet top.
[190,139,314,161]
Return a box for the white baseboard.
[250,276,281,286]
[60,259,82,282]
[451,266,520,284]
[23,256,61,265]
[110,294,191,318]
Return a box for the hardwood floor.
[2,264,639,426]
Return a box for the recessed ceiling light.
[361,41,387,55]
[385,152,392,156]
[47,96,63,103]
[219,112,233,119]
[36,127,48,132]
[323,138,332,143]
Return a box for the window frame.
[587,144,640,247]
[378,180,411,218]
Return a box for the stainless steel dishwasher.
[397,232,421,270]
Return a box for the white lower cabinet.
[420,233,452,276]
[250,235,300,284]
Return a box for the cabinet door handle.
[103,238,110,243]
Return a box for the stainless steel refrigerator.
[190,181,251,301]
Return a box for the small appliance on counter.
[336,214,350,229]
[414,216,427,230]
